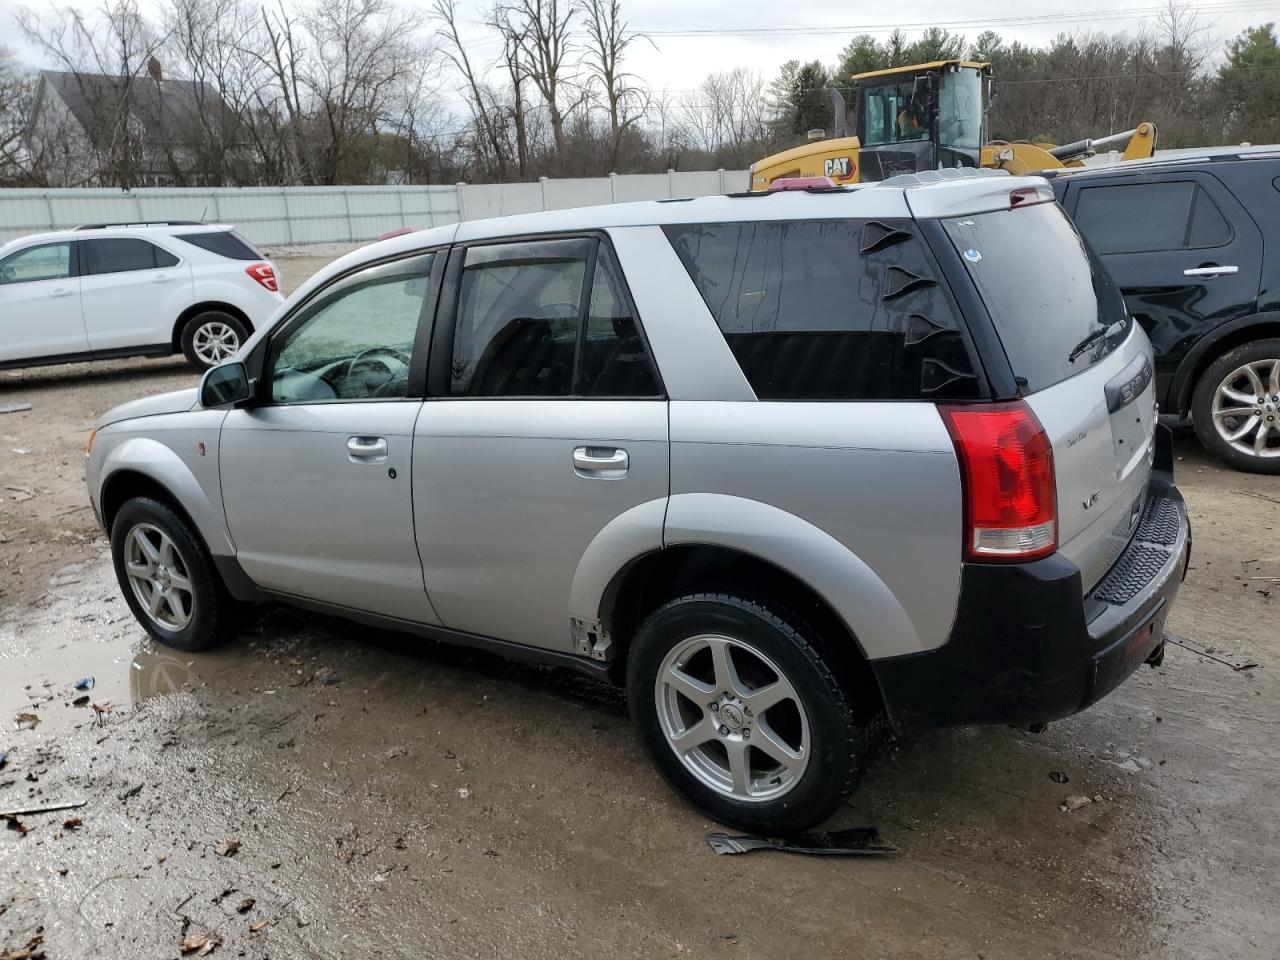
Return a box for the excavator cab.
[853,61,991,180]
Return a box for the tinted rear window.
[83,237,178,274]
[1074,181,1230,254]
[943,203,1129,393]
[177,230,262,260]
[663,219,980,401]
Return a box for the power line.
[630,0,1278,38]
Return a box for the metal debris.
[707,826,897,857]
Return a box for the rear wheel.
[181,311,248,371]
[627,593,876,833]
[1191,338,1280,474]
[110,497,235,651]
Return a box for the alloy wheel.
[192,321,240,366]
[124,523,195,631]
[654,634,810,803]
[1211,358,1280,459]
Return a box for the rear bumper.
[873,431,1190,734]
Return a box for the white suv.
[0,222,284,372]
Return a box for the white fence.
[0,169,750,248]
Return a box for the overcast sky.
[3,0,1272,96]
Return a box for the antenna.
[200,205,209,223]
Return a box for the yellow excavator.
[750,60,1157,188]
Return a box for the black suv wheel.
[627,593,877,833]
[181,310,248,371]
[1192,338,1280,474]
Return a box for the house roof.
[39,70,232,146]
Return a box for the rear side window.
[450,239,661,398]
[663,219,980,401]
[177,230,262,260]
[944,203,1129,393]
[1074,181,1231,254]
[83,238,178,275]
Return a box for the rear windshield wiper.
[1068,320,1126,363]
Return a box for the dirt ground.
[1,252,1277,959]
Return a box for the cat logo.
[823,157,856,181]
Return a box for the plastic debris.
[73,678,95,691]
[0,751,7,771]
[1060,795,1093,812]
[707,826,897,857]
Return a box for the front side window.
[0,243,72,285]
[270,255,433,404]
[1073,181,1231,255]
[450,238,660,398]
[860,80,928,145]
[84,238,179,275]
[664,219,979,401]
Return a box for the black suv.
[1044,148,1280,473]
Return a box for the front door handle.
[347,436,388,462]
[573,446,629,479]
[50,287,73,298]
[1183,265,1238,278]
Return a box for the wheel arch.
[98,439,234,557]
[571,493,925,703]
[171,302,254,352]
[1170,311,1280,415]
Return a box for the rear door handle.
[348,436,388,462]
[1183,265,1238,277]
[573,446,629,479]
[50,287,73,298]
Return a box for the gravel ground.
[0,250,1277,959]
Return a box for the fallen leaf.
[456,786,472,799]
[157,852,167,864]
[214,839,240,857]
[248,921,268,933]
[2,815,29,836]
[0,931,44,959]
[236,898,255,914]
[63,818,82,831]
[179,931,221,956]
[14,713,39,731]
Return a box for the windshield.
[943,202,1131,393]
[937,70,983,150]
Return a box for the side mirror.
[200,361,254,409]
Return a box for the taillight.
[1009,185,1054,208]
[941,401,1057,562]
[245,262,278,292]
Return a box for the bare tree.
[580,0,648,171]
[680,68,769,163]
[433,0,508,179]
[504,0,580,163]
[0,48,36,182]
[491,3,530,177]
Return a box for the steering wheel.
[345,346,411,398]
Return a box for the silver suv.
[86,173,1191,832]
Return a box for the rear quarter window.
[662,219,981,401]
[943,203,1129,393]
[177,231,263,260]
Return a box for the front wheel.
[181,311,249,371]
[626,593,876,833]
[110,497,235,651]
[1191,338,1280,473]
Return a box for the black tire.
[180,310,249,371]
[626,593,877,834]
[1191,337,1280,474]
[110,497,235,651]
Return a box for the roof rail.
[72,221,203,230]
